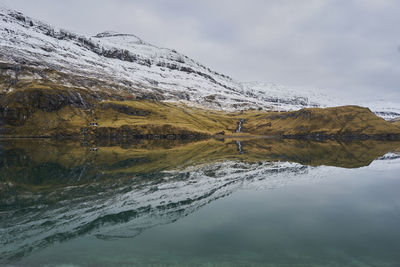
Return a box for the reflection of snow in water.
[0,160,311,261]
[1,151,399,262]
[368,152,400,171]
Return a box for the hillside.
[390,118,400,128]
[1,81,399,139]
[242,106,400,139]
[0,6,399,120]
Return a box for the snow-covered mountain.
[0,5,247,108]
[0,6,399,119]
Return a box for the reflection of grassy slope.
[2,138,400,187]
[1,138,399,201]
[241,139,400,168]
[0,139,240,192]
[60,139,400,170]
[4,139,248,175]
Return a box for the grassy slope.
[1,84,400,138]
[5,99,239,137]
[242,106,400,137]
[390,119,400,128]
[95,100,239,134]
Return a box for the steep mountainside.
[0,6,248,110]
[0,6,399,119]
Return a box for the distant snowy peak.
[358,100,400,121]
[242,81,336,110]
[242,82,400,120]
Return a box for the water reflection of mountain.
[0,138,399,262]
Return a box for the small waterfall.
[236,119,245,133]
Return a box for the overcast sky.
[2,0,400,102]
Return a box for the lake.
[1,138,400,266]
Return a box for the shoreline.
[1,133,399,141]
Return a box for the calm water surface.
[1,139,400,266]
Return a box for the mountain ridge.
[1,6,399,119]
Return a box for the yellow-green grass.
[4,100,240,137]
[390,118,400,128]
[242,106,400,136]
[1,85,400,138]
[95,100,240,135]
